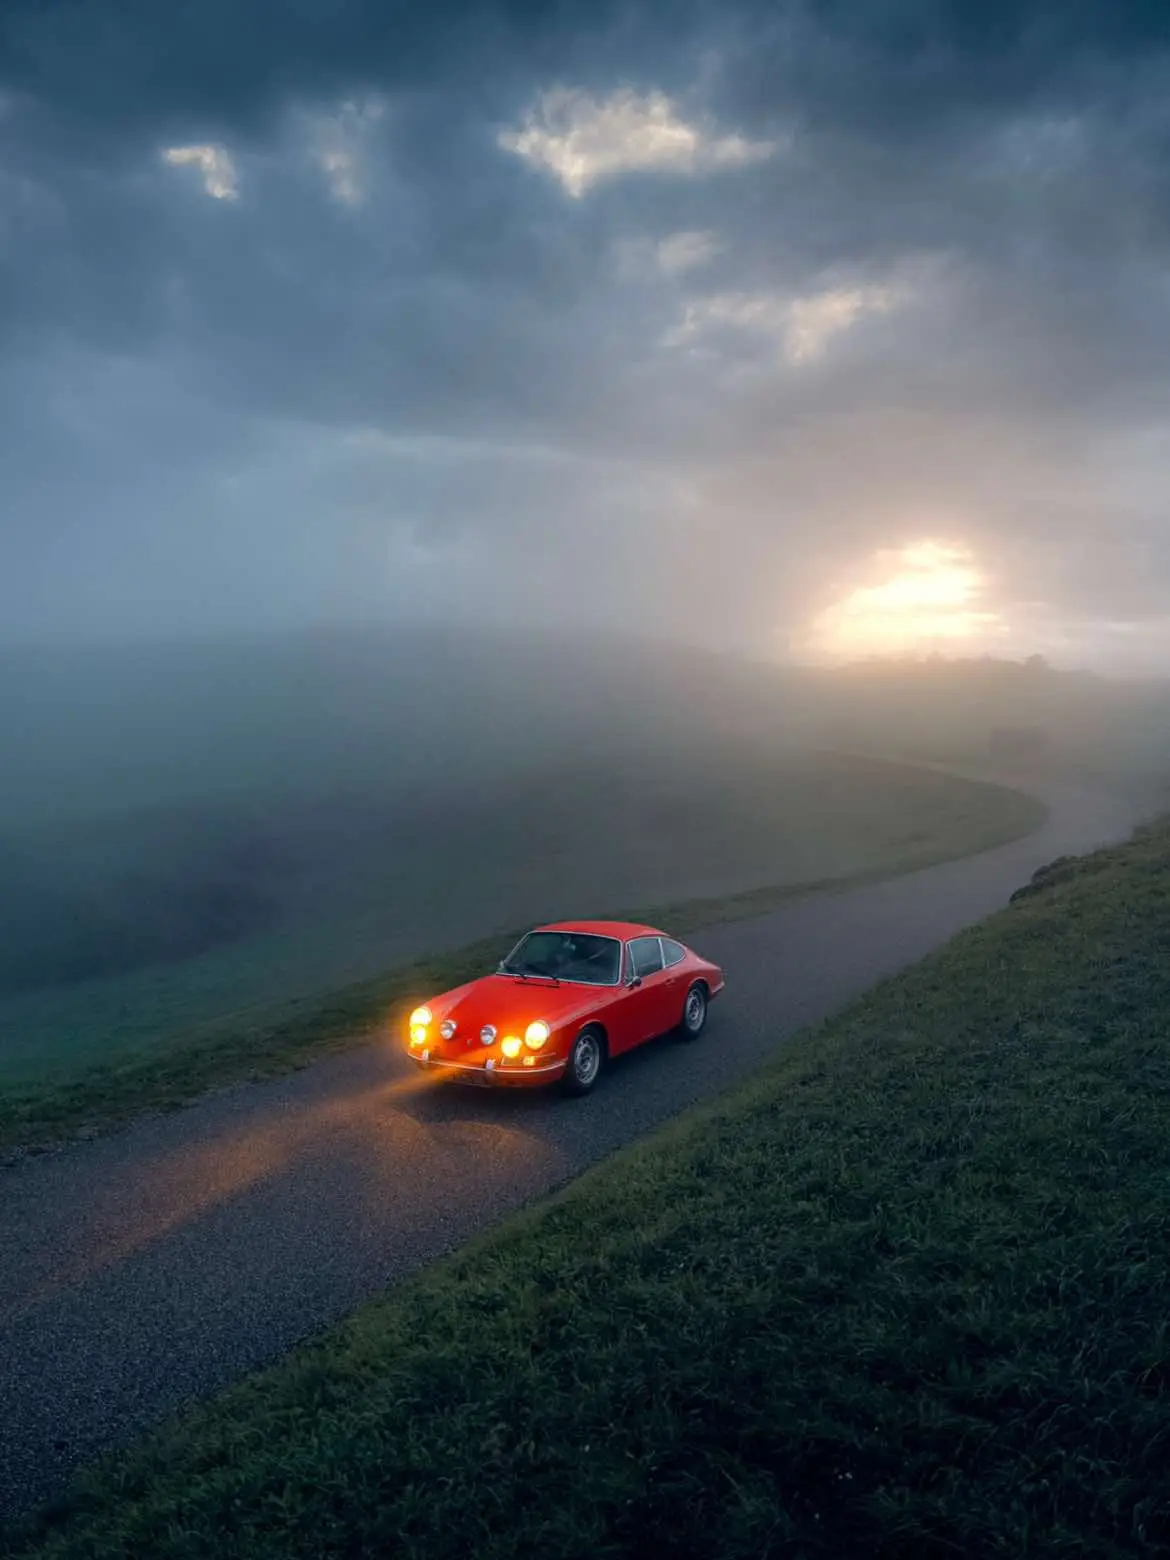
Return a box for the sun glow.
[797,539,1006,662]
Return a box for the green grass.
[0,762,1046,1158]
[10,814,1170,1557]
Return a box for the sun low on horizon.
[794,538,1008,664]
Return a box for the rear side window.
[629,936,665,978]
[662,939,686,968]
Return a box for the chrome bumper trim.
[412,1054,565,1078]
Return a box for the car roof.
[533,919,668,940]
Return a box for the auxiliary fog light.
[501,1035,523,1060]
[408,1005,432,1048]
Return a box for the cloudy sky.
[3,0,1170,670]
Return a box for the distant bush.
[1008,853,1083,903]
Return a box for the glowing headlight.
[524,1020,550,1051]
[501,1035,523,1060]
[409,1025,428,1047]
[409,1006,432,1029]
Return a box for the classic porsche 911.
[405,920,725,1096]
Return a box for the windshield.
[500,930,621,986]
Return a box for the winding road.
[0,774,1152,1526]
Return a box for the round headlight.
[501,1035,523,1059]
[409,1005,432,1029]
[409,1024,428,1047]
[524,1020,550,1051]
[439,1019,456,1040]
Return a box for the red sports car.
[405,920,725,1095]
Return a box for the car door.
[612,935,675,1050]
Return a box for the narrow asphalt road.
[0,776,1151,1526]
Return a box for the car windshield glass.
[501,931,620,985]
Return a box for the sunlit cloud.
[786,285,901,363]
[499,88,777,197]
[302,97,386,206]
[161,143,238,200]
[666,281,903,363]
[796,539,1008,662]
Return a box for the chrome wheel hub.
[574,1034,600,1085]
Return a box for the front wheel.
[561,1025,605,1096]
[677,981,708,1040]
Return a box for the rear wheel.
[561,1025,605,1096]
[677,981,708,1040]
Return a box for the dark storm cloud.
[3,0,1170,661]
[0,0,710,148]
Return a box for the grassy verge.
[11,812,1170,1558]
[0,777,1046,1158]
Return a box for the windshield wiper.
[498,961,560,984]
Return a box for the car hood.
[432,974,606,1048]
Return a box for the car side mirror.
[626,974,642,988]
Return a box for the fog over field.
[1,627,784,1002]
[0,621,1166,1091]
[0,629,939,1064]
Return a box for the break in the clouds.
[4,0,1170,669]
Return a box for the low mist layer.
[1,627,1167,1044]
[0,626,1089,1089]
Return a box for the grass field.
[9,813,1169,1557]
[0,750,1045,1156]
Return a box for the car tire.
[561,1025,605,1096]
[677,981,708,1040]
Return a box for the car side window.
[662,939,686,968]
[629,936,665,979]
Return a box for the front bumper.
[410,1050,568,1088]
